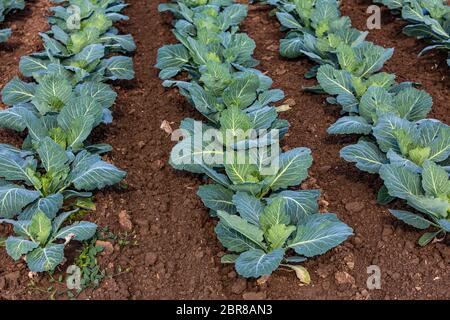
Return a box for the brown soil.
[0,0,449,300]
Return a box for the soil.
[0,0,449,300]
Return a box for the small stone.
[118,210,133,231]
[0,277,6,290]
[137,141,146,149]
[144,252,158,266]
[160,120,173,134]
[242,291,267,300]
[5,271,20,285]
[135,219,149,228]
[284,98,296,106]
[392,272,401,280]
[344,255,355,270]
[256,275,270,286]
[382,225,394,239]
[96,240,114,255]
[334,271,355,285]
[151,160,165,171]
[318,165,331,173]
[410,256,420,265]
[227,271,237,279]
[231,279,247,294]
[404,240,415,251]
[345,202,365,213]
[352,236,363,246]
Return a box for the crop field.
[0,0,448,301]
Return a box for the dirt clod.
[242,291,267,300]
[118,210,133,231]
[344,202,365,213]
[231,279,247,294]
[144,253,158,266]
[96,240,114,255]
[334,271,355,285]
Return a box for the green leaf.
[223,73,260,109]
[266,224,296,249]
[359,86,394,123]
[379,164,423,199]
[219,106,252,141]
[1,77,35,105]
[235,248,284,278]
[377,185,395,205]
[340,140,387,173]
[232,192,264,225]
[5,236,39,260]
[66,115,95,150]
[0,185,40,219]
[0,105,29,131]
[428,125,450,162]
[389,209,432,230]
[263,147,313,192]
[19,56,49,77]
[26,243,64,272]
[260,197,291,234]
[373,114,415,153]
[276,12,303,29]
[220,4,247,27]
[271,190,320,224]
[316,65,353,96]
[156,44,190,70]
[102,56,134,80]
[29,211,52,245]
[20,193,64,220]
[407,195,449,219]
[279,37,305,59]
[37,137,69,176]
[421,161,450,197]
[52,221,97,241]
[328,116,372,135]
[77,81,117,108]
[221,254,239,264]
[418,231,439,247]
[72,43,105,64]
[394,87,432,121]
[288,214,353,257]
[22,110,49,142]
[217,210,265,249]
[57,96,103,131]
[197,184,236,213]
[34,73,73,112]
[215,222,264,253]
[69,151,126,191]
[0,147,37,185]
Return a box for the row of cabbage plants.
[0,0,25,42]
[156,0,353,281]
[0,0,135,272]
[376,0,449,66]
[266,0,449,245]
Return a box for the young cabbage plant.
[0,0,134,272]
[17,0,135,83]
[0,209,96,272]
[376,0,450,66]
[156,3,254,80]
[0,0,25,42]
[340,115,449,175]
[216,203,352,281]
[380,161,450,245]
[0,140,125,220]
[267,0,450,247]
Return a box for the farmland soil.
[0,0,448,300]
